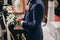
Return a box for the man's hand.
[15,17,23,30]
[16,16,22,23]
[25,6,30,11]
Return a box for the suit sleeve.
[22,4,44,30]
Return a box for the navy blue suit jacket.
[22,0,44,40]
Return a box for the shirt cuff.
[20,21,24,26]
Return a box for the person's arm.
[21,4,44,30]
[55,0,59,8]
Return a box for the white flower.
[7,14,19,25]
[7,14,16,24]
[3,6,7,9]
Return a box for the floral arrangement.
[7,14,20,25]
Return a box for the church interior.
[0,0,60,40]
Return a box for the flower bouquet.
[7,14,23,30]
[7,14,20,25]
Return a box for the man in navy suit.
[17,0,44,40]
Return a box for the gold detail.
[16,34,20,40]
[21,33,26,40]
